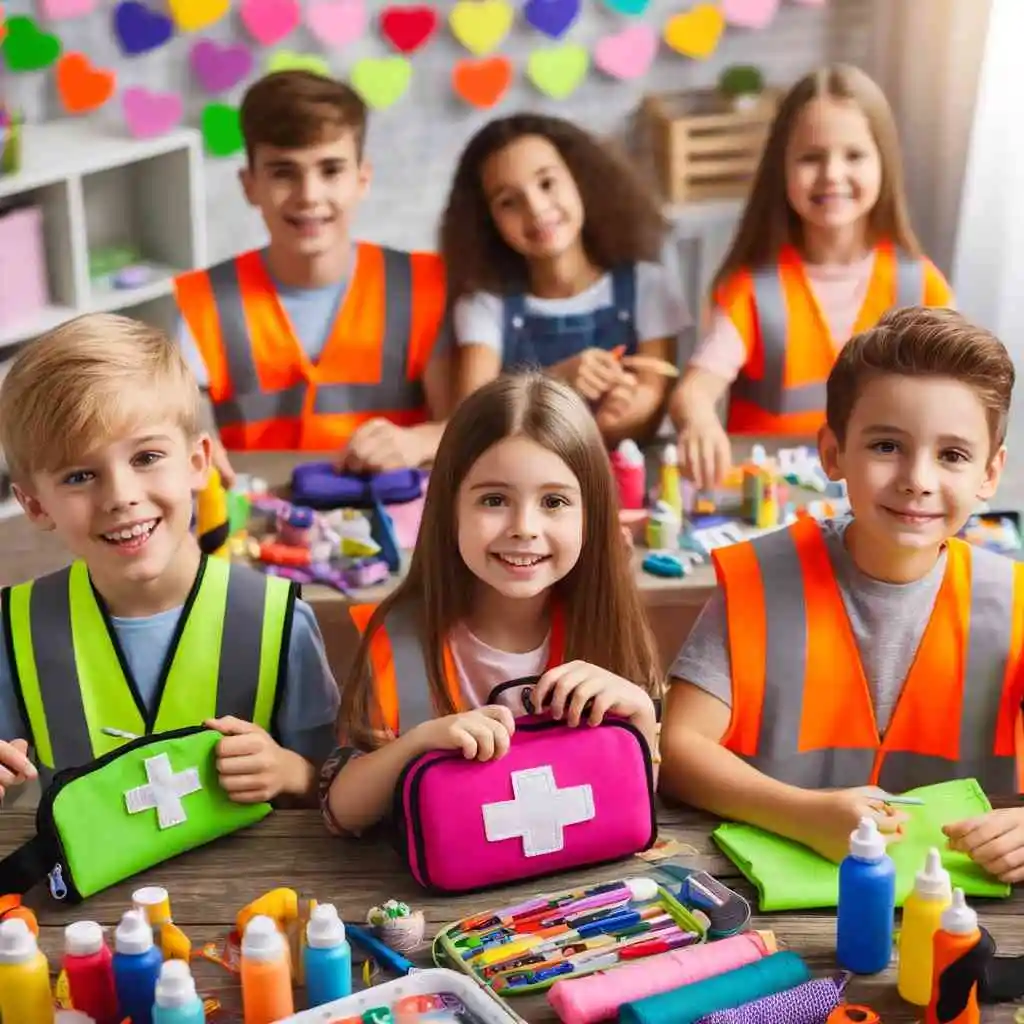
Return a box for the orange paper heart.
[57,51,116,113]
[452,55,512,109]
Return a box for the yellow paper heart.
[449,0,514,57]
[663,3,725,60]
[526,44,589,100]
[266,50,330,76]
[169,0,229,32]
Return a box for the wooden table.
[2,805,1022,1022]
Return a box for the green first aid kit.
[0,726,271,902]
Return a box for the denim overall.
[500,263,639,372]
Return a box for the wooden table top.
[3,805,1022,1022]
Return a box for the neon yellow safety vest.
[2,556,295,771]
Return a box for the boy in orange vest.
[660,307,1024,880]
[174,71,451,486]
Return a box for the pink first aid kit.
[394,712,657,894]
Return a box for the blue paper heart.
[523,0,580,39]
[113,0,174,56]
[602,0,650,13]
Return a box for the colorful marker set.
[438,877,707,993]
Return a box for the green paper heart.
[349,56,412,110]
[266,50,330,77]
[526,44,589,100]
[200,103,243,158]
[1,15,62,73]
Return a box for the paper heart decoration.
[41,0,96,20]
[663,3,725,60]
[267,50,330,76]
[452,56,512,109]
[523,0,579,40]
[122,86,184,139]
[448,0,513,56]
[526,43,588,99]
[112,0,174,56]
[1,15,62,71]
[190,38,254,94]
[349,55,411,109]
[240,0,300,47]
[307,0,366,48]
[168,0,229,32]
[56,52,116,114]
[600,0,649,13]
[594,24,655,80]
[721,0,779,29]
[379,5,438,55]
[201,103,244,157]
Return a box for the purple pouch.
[289,462,424,509]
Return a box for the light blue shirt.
[0,597,340,791]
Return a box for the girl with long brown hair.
[321,373,661,835]
[670,64,953,489]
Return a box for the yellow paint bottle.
[196,466,231,557]
[0,917,54,1024]
[897,846,952,1005]
[659,444,683,518]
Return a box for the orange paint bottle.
[925,888,985,1024]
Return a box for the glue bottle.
[0,916,54,1024]
[897,847,952,1005]
[112,908,163,1024]
[63,920,119,1024]
[836,817,896,974]
[659,444,683,518]
[925,888,983,1024]
[196,465,230,557]
[610,439,646,510]
[303,902,352,1007]
[152,959,205,1024]
[241,914,294,1024]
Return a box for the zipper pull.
[48,863,68,900]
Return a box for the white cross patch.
[482,765,595,857]
[124,753,203,829]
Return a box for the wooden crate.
[642,88,779,204]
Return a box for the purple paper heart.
[190,38,255,95]
[112,0,174,56]
[523,0,580,39]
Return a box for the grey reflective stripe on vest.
[207,248,425,428]
[731,253,927,415]
[379,601,441,733]
[739,528,1017,793]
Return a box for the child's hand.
[944,807,1024,882]
[0,738,36,800]
[595,373,639,431]
[420,707,515,761]
[338,418,423,473]
[556,349,626,402]
[210,437,237,489]
[678,414,731,490]
[207,716,295,804]
[798,787,908,863]
[532,661,656,729]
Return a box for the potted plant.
[718,65,765,112]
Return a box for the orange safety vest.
[173,243,446,451]
[714,517,1024,794]
[720,241,936,436]
[349,601,566,735]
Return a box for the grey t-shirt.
[671,516,945,734]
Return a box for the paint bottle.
[63,920,119,1024]
[897,847,952,1005]
[611,439,646,511]
[659,444,683,518]
[836,817,896,974]
[241,914,294,1024]
[152,959,205,1024]
[304,903,352,1007]
[926,888,983,1024]
[112,908,163,1024]
[0,916,54,1024]
[196,466,230,556]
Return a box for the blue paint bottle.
[836,816,896,974]
[112,909,163,1024]
[304,903,352,1007]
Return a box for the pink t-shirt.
[448,620,549,707]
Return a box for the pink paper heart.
[240,0,301,46]
[307,0,366,47]
[122,86,184,140]
[594,24,656,80]
[41,0,96,18]
[721,0,779,29]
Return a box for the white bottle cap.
[307,903,346,949]
[616,439,643,465]
[662,443,678,465]
[115,909,154,955]
[242,915,285,962]
[941,888,979,934]
[751,443,767,466]
[155,959,198,1008]
[848,816,886,861]
[0,917,39,964]
[914,847,952,899]
[65,921,105,957]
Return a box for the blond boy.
[0,314,339,802]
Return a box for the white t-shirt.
[448,620,549,707]
[453,262,691,358]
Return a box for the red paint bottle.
[63,920,119,1024]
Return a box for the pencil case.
[0,727,271,903]
[290,462,424,509]
[432,877,707,995]
[394,713,657,894]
